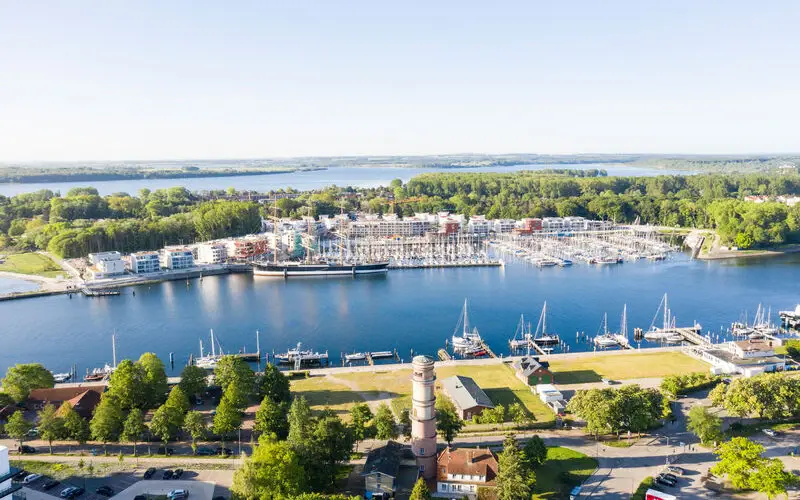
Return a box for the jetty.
[437,348,452,361]
[81,287,120,297]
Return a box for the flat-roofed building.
[88,251,126,279]
[195,243,228,264]
[160,247,195,270]
[128,251,160,274]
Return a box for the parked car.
[23,473,42,484]
[158,446,175,456]
[601,378,616,385]
[96,485,114,497]
[195,447,215,456]
[665,466,686,476]
[143,468,156,479]
[215,447,233,456]
[134,496,147,500]
[18,445,36,454]
[71,487,85,498]
[194,397,204,405]
[173,469,184,479]
[60,487,83,498]
[12,470,29,480]
[163,470,174,480]
[661,472,679,482]
[43,479,61,490]
[167,489,188,500]
[763,428,777,437]
[655,475,676,487]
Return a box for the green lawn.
[290,375,365,420]
[533,447,598,499]
[334,363,555,426]
[548,351,711,384]
[0,253,64,278]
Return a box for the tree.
[149,404,179,451]
[214,356,255,408]
[164,385,190,428]
[399,408,412,440]
[1,363,55,402]
[38,404,65,453]
[374,403,397,440]
[121,408,146,456]
[178,365,208,400]
[258,364,291,404]
[435,397,463,446]
[748,458,795,499]
[522,435,547,469]
[106,359,146,410]
[287,396,313,449]
[254,396,289,440]
[711,437,767,490]
[496,434,535,500]
[409,477,432,500]
[0,392,15,408]
[138,353,169,408]
[509,402,528,425]
[183,411,207,453]
[90,396,124,453]
[213,388,243,453]
[6,411,32,449]
[306,415,355,491]
[686,406,722,445]
[231,435,305,500]
[61,403,90,445]
[349,403,373,450]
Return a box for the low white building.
[195,243,227,264]
[128,251,161,274]
[160,247,195,270]
[535,384,564,403]
[87,251,126,279]
[690,339,786,378]
[0,445,20,500]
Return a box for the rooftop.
[441,375,494,410]
[361,441,411,478]
[437,447,498,485]
[512,355,550,377]
[732,339,776,353]
[706,348,785,367]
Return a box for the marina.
[0,252,798,376]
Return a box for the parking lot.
[15,465,231,500]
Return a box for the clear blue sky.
[1,1,798,161]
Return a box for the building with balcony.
[128,252,161,274]
[87,251,126,279]
[195,243,228,264]
[160,247,195,270]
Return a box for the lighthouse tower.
[410,355,437,479]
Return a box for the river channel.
[0,252,797,376]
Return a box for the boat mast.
[663,293,668,330]
[112,331,117,368]
[621,304,627,338]
[256,330,260,356]
[200,339,204,358]
[210,329,216,357]
[542,301,547,335]
[604,313,608,335]
[463,298,469,336]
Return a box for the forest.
[0,170,798,258]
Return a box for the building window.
[441,467,446,475]
[419,448,424,455]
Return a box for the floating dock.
[81,287,121,297]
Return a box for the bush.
[661,373,719,397]
[632,477,654,500]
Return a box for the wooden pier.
[437,349,452,361]
[81,287,121,297]
[672,327,712,346]
[478,340,497,358]
[366,353,374,366]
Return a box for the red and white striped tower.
[410,355,437,479]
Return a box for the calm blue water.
[0,253,797,375]
[0,277,39,294]
[0,163,687,197]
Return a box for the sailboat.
[85,333,117,381]
[731,310,755,336]
[509,314,532,350]
[594,313,618,348]
[611,304,630,347]
[195,329,224,369]
[451,299,482,350]
[752,304,778,336]
[532,301,560,345]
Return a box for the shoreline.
[698,244,800,260]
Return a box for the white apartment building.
[128,252,161,274]
[467,215,490,236]
[87,251,126,279]
[195,243,228,264]
[348,217,431,238]
[0,445,20,500]
[493,219,517,233]
[160,247,195,270]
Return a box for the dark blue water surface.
[0,253,797,375]
[0,163,688,197]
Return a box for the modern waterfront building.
[160,247,195,270]
[87,251,126,279]
[436,447,498,498]
[440,375,494,421]
[225,234,271,260]
[689,339,786,378]
[492,219,517,233]
[348,216,431,238]
[195,243,228,264]
[128,251,161,274]
[466,216,490,236]
[410,355,437,479]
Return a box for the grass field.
[293,363,555,426]
[533,447,598,499]
[548,351,711,384]
[0,252,64,278]
[289,375,365,420]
